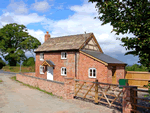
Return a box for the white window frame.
[40,65,44,74]
[88,68,96,78]
[40,53,44,61]
[61,52,67,59]
[61,67,67,76]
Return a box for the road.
[0,71,120,113]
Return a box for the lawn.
[2,66,35,73]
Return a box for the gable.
[80,34,103,53]
[82,38,99,51]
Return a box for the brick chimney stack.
[45,31,51,42]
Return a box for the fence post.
[132,86,137,112]
[122,86,137,113]
[95,79,99,104]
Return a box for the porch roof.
[42,60,55,67]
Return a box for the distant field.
[2,66,35,73]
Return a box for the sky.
[0,0,139,66]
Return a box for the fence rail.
[74,79,150,113]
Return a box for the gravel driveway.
[0,72,120,113]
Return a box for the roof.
[46,60,55,66]
[35,33,93,52]
[42,60,55,67]
[81,50,126,64]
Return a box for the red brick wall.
[16,73,74,99]
[22,72,35,77]
[107,65,125,84]
[77,52,108,83]
[35,51,125,84]
[35,51,76,82]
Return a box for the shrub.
[23,57,35,66]
[125,64,148,72]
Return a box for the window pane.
[65,68,66,74]
[90,69,92,76]
[62,68,64,74]
[93,69,96,77]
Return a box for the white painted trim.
[40,65,44,74]
[61,52,67,59]
[61,67,67,76]
[88,68,96,78]
[40,53,44,61]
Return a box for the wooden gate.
[74,79,124,109]
[74,79,150,112]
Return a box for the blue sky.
[0,0,139,66]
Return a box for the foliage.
[23,57,35,66]
[125,64,149,72]
[0,23,41,66]
[0,80,3,82]
[0,57,6,69]
[2,65,35,72]
[89,0,150,71]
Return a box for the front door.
[47,66,53,80]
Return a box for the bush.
[23,57,35,66]
[125,64,149,72]
[0,57,6,69]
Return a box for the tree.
[0,57,6,69]
[0,23,41,66]
[89,0,150,71]
[23,57,35,66]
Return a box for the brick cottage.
[34,32,127,84]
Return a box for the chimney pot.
[45,31,51,42]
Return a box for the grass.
[2,65,35,73]
[10,76,63,98]
[0,80,3,82]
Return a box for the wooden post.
[95,79,99,104]
[133,87,137,112]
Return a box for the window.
[40,65,44,74]
[40,53,44,61]
[61,67,67,76]
[61,52,67,59]
[88,68,96,78]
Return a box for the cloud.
[27,29,45,44]
[0,12,46,27]
[6,1,28,14]
[31,1,52,12]
[42,2,135,55]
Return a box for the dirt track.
[0,72,120,113]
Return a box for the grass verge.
[2,66,35,73]
[10,76,54,96]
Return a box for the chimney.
[45,31,51,42]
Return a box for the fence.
[74,79,150,113]
[126,71,150,88]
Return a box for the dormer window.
[61,52,67,59]
[40,53,44,61]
